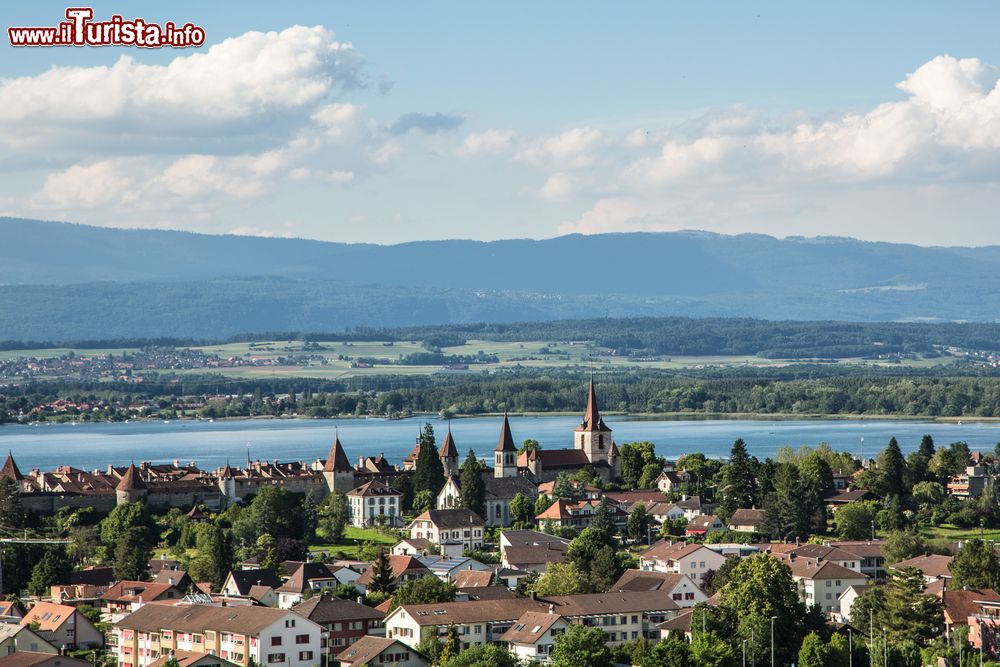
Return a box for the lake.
[1,415,999,472]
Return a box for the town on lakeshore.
[0,381,997,667]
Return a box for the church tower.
[323,434,356,494]
[494,413,518,478]
[575,381,615,468]
[440,427,459,477]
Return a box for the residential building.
[408,509,485,552]
[836,585,871,624]
[145,651,239,667]
[346,481,402,528]
[638,541,727,586]
[19,602,103,650]
[391,538,431,557]
[436,471,537,528]
[0,625,56,656]
[335,636,429,667]
[355,556,432,593]
[0,654,90,667]
[727,508,765,533]
[276,562,346,609]
[611,570,707,608]
[113,603,323,667]
[685,514,725,537]
[415,556,492,583]
[291,593,386,656]
[101,582,185,622]
[220,570,282,599]
[891,553,954,584]
[774,554,869,616]
[501,611,569,662]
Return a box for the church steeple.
[494,413,517,478]
[440,425,459,477]
[575,382,614,470]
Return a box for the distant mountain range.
[2,217,999,340]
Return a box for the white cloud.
[35,160,137,209]
[537,172,574,201]
[517,127,602,168]
[457,129,515,156]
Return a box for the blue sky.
[3,1,1000,244]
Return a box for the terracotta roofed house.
[355,555,432,593]
[408,509,485,553]
[335,635,429,667]
[20,601,103,650]
[501,611,570,662]
[891,553,954,583]
[291,593,386,656]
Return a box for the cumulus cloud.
[537,172,575,201]
[456,129,516,156]
[0,26,362,152]
[517,127,602,168]
[388,112,464,135]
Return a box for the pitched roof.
[440,430,458,459]
[226,568,282,596]
[324,436,353,473]
[640,540,710,562]
[611,570,690,593]
[0,653,89,667]
[657,609,694,633]
[146,651,234,667]
[393,597,546,626]
[356,555,429,587]
[892,553,953,578]
[452,570,493,588]
[277,562,337,594]
[496,414,517,452]
[546,590,680,616]
[348,480,400,498]
[336,636,422,667]
[411,508,484,529]
[789,544,862,562]
[776,555,870,581]
[20,602,78,631]
[940,588,1000,624]
[729,508,765,526]
[68,566,115,587]
[116,602,300,635]
[102,581,181,603]
[502,544,567,567]
[576,381,611,433]
[1,452,23,481]
[291,593,384,623]
[501,611,565,644]
[116,462,146,491]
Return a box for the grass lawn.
[921,523,1000,544]
[309,525,400,559]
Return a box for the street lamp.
[882,626,887,667]
[742,639,747,667]
[751,627,755,667]
[847,628,852,667]
[771,616,777,667]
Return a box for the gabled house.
[0,624,57,656]
[501,610,569,662]
[276,563,344,609]
[336,635,429,667]
[727,508,765,533]
[611,570,707,608]
[291,593,386,656]
[638,541,727,586]
[221,569,282,599]
[355,556,432,593]
[408,509,485,553]
[101,581,185,622]
[20,602,103,650]
[685,514,725,537]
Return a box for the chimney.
[530,591,537,600]
[548,604,555,614]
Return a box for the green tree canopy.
[551,624,614,667]
[459,450,486,518]
[413,423,445,497]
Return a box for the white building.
[408,509,485,552]
[776,555,870,617]
[114,603,323,667]
[346,480,402,528]
[501,611,569,662]
[638,541,728,587]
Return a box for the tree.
[834,501,878,541]
[300,490,318,544]
[321,492,349,543]
[826,633,851,667]
[392,575,456,609]
[799,453,834,532]
[950,539,1000,590]
[590,497,615,535]
[519,439,540,455]
[28,547,72,596]
[114,525,152,581]
[702,555,741,596]
[720,553,808,667]
[878,438,906,498]
[533,561,583,596]
[412,489,434,514]
[689,631,736,667]
[0,477,24,528]
[881,530,927,565]
[627,504,650,542]
[719,439,757,519]
[552,474,577,500]
[367,549,395,595]
[551,624,614,667]
[100,501,156,546]
[440,643,521,667]
[760,463,810,541]
[510,493,534,526]
[440,624,460,665]
[413,423,445,497]
[644,637,692,667]
[567,527,620,593]
[459,450,486,518]
[534,494,552,517]
[798,632,828,667]
[208,523,234,591]
[620,442,659,489]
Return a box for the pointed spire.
[324,435,352,472]
[440,429,458,459]
[577,380,611,432]
[116,461,146,491]
[496,412,517,452]
[1,451,23,482]
[222,458,235,479]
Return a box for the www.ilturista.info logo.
[8,7,206,48]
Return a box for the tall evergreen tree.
[0,477,24,529]
[760,463,810,541]
[591,497,615,535]
[918,434,935,460]
[300,490,318,544]
[368,549,395,594]
[412,423,445,497]
[209,523,234,592]
[114,526,152,581]
[719,439,757,519]
[28,547,72,596]
[950,538,1000,590]
[878,438,906,497]
[458,450,486,518]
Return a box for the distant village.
[0,382,998,667]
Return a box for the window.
[299,652,313,661]
[285,619,296,628]
[295,634,309,644]
[271,637,282,646]
[267,654,285,664]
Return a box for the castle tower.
[218,460,237,506]
[1,451,24,492]
[575,381,614,467]
[495,413,518,478]
[440,427,459,477]
[323,435,355,494]
[116,461,148,506]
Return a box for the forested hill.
[5,217,1000,338]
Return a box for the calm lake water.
[2,416,1000,472]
